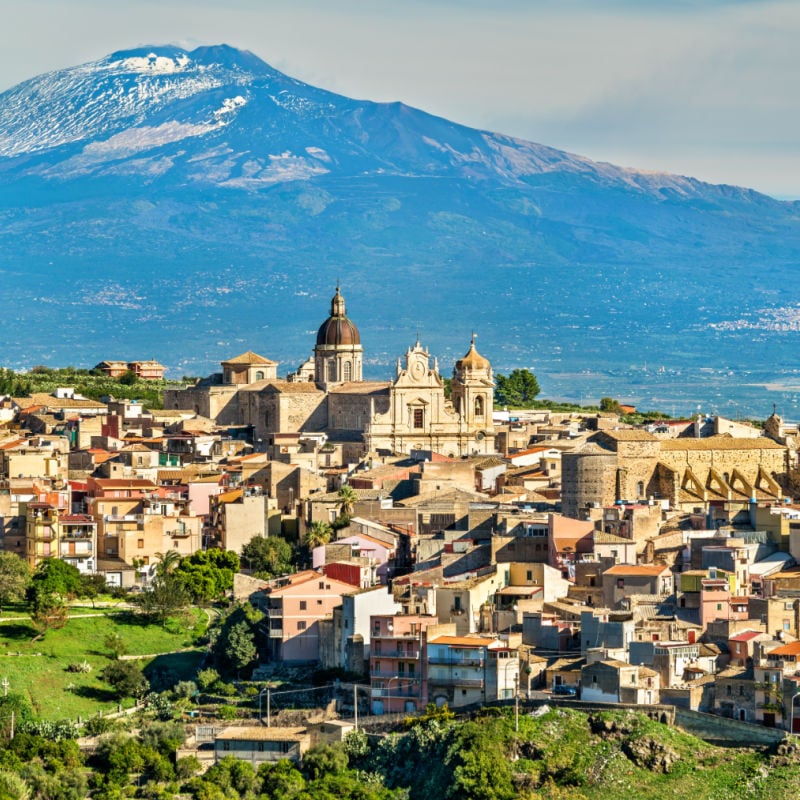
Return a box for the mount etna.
[1,44,799,416]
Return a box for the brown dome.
[315,287,361,347]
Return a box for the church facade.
[165,288,495,458]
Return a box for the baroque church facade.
[166,288,495,458]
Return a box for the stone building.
[165,287,495,459]
[562,429,789,520]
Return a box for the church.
[165,287,496,458]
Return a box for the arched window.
[475,395,485,417]
[343,361,352,382]
[255,370,264,381]
[265,410,271,429]
[637,481,645,498]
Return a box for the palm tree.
[337,485,358,518]
[305,521,333,550]
[154,549,182,579]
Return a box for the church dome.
[315,286,361,347]
[456,336,490,371]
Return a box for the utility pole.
[354,684,358,731]
[515,673,519,733]
[1,677,8,697]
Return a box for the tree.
[258,759,306,799]
[599,397,622,414]
[220,621,257,677]
[78,574,107,608]
[118,370,137,386]
[29,592,69,639]
[101,661,149,700]
[28,559,82,600]
[137,573,191,627]
[305,521,333,550]
[337,485,358,517]
[241,535,295,577]
[104,633,127,660]
[0,553,30,614]
[176,549,240,602]
[301,744,349,781]
[153,550,182,579]
[494,368,540,408]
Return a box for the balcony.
[268,626,283,638]
[266,608,283,618]
[427,676,484,688]
[371,649,420,660]
[370,686,421,698]
[427,657,483,667]
[104,514,142,524]
[371,670,419,680]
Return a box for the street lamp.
[386,675,413,714]
[258,685,271,727]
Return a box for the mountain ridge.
[1,44,799,417]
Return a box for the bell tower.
[451,334,494,431]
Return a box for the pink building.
[699,578,748,628]
[369,614,439,714]
[263,571,355,664]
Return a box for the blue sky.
[1,0,798,197]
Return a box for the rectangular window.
[298,621,307,631]
[300,600,307,611]
[413,408,424,429]
[137,539,144,549]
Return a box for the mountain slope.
[1,44,799,415]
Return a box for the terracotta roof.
[221,351,277,366]
[259,381,325,394]
[603,564,671,577]
[215,489,243,504]
[767,641,800,657]
[661,437,785,451]
[729,630,765,642]
[428,635,496,648]
[598,429,657,442]
[93,479,156,489]
[328,382,391,395]
[214,726,307,741]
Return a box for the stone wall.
[674,707,787,746]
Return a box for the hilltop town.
[5,285,800,764]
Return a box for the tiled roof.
[604,564,671,576]
[328,382,391,395]
[222,351,277,366]
[661,437,784,451]
[767,641,800,657]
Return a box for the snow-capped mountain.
[0,45,799,414]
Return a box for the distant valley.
[1,44,799,417]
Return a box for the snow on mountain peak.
[107,52,192,75]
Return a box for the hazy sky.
[1,0,798,197]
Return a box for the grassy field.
[0,609,207,720]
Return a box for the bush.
[102,660,149,699]
[196,668,219,692]
[172,680,198,700]
[83,716,116,736]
